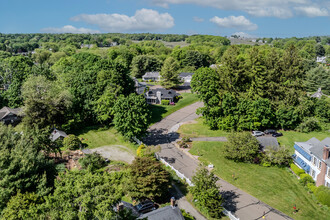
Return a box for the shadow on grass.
[149,104,167,124]
[71,124,110,136]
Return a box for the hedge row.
[290,163,305,176]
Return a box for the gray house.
[50,129,68,142]
[133,78,147,95]
[0,107,22,125]
[179,72,194,83]
[311,88,328,99]
[145,88,180,104]
[142,72,161,81]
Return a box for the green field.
[178,118,230,138]
[149,93,199,124]
[74,126,137,151]
[190,141,330,220]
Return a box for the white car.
[252,131,265,137]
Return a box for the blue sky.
[0,0,329,38]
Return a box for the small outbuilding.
[138,206,185,220]
[142,72,161,81]
[50,128,68,142]
[0,106,22,126]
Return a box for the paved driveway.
[144,102,293,220]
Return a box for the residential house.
[137,206,185,220]
[311,88,328,99]
[142,72,161,81]
[293,137,330,187]
[179,72,194,83]
[50,128,68,142]
[316,56,326,63]
[133,78,147,95]
[0,106,22,125]
[145,88,180,104]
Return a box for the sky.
[0,0,329,38]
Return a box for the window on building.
[327,182,330,188]
[311,169,316,179]
[318,161,322,169]
[313,157,317,166]
[328,167,330,177]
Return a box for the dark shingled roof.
[0,107,22,120]
[138,206,185,220]
[179,72,194,77]
[147,88,180,99]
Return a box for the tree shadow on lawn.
[149,104,167,124]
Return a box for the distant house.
[311,88,328,99]
[142,72,161,81]
[138,206,185,220]
[209,64,222,69]
[256,137,279,151]
[179,72,194,83]
[316,56,326,63]
[133,78,147,95]
[293,137,330,187]
[145,88,180,104]
[0,106,22,126]
[50,128,68,142]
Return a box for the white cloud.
[231,32,255,38]
[193,16,204,22]
[210,15,258,30]
[294,6,329,17]
[42,25,100,34]
[71,9,174,32]
[149,0,330,18]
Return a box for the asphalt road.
[144,102,293,220]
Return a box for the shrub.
[290,163,305,176]
[314,186,330,207]
[63,134,82,150]
[296,117,321,132]
[307,183,317,193]
[161,100,170,105]
[79,152,107,171]
[136,144,146,157]
[299,173,314,186]
[263,146,292,167]
[177,136,191,148]
[181,209,195,220]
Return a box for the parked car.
[135,200,156,214]
[272,132,283,137]
[264,129,276,134]
[252,131,265,137]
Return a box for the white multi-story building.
[293,137,330,187]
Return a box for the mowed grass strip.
[75,126,137,152]
[149,93,199,124]
[178,117,230,138]
[190,141,330,220]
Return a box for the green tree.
[113,93,151,139]
[0,124,55,212]
[128,157,170,200]
[223,132,260,162]
[79,152,107,171]
[63,134,82,150]
[189,167,223,218]
[131,55,162,78]
[315,44,326,57]
[42,170,123,219]
[304,66,330,95]
[160,57,180,89]
[21,75,72,128]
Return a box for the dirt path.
[86,145,135,164]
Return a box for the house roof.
[256,137,279,150]
[0,107,22,120]
[179,72,194,78]
[296,137,330,165]
[143,72,160,78]
[133,77,147,87]
[50,129,68,142]
[146,88,180,99]
[311,88,327,98]
[138,206,185,220]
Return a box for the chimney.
[170,197,176,208]
[322,145,329,160]
[316,145,330,187]
[156,91,162,104]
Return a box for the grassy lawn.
[178,118,230,138]
[277,130,330,153]
[149,93,199,124]
[74,126,137,152]
[189,141,330,220]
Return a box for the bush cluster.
[161,100,170,105]
[290,163,305,176]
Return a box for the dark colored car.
[272,132,283,137]
[135,200,156,214]
[264,129,277,134]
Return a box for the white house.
[293,137,330,187]
[316,56,326,63]
[179,72,194,83]
[142,72,161,81]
